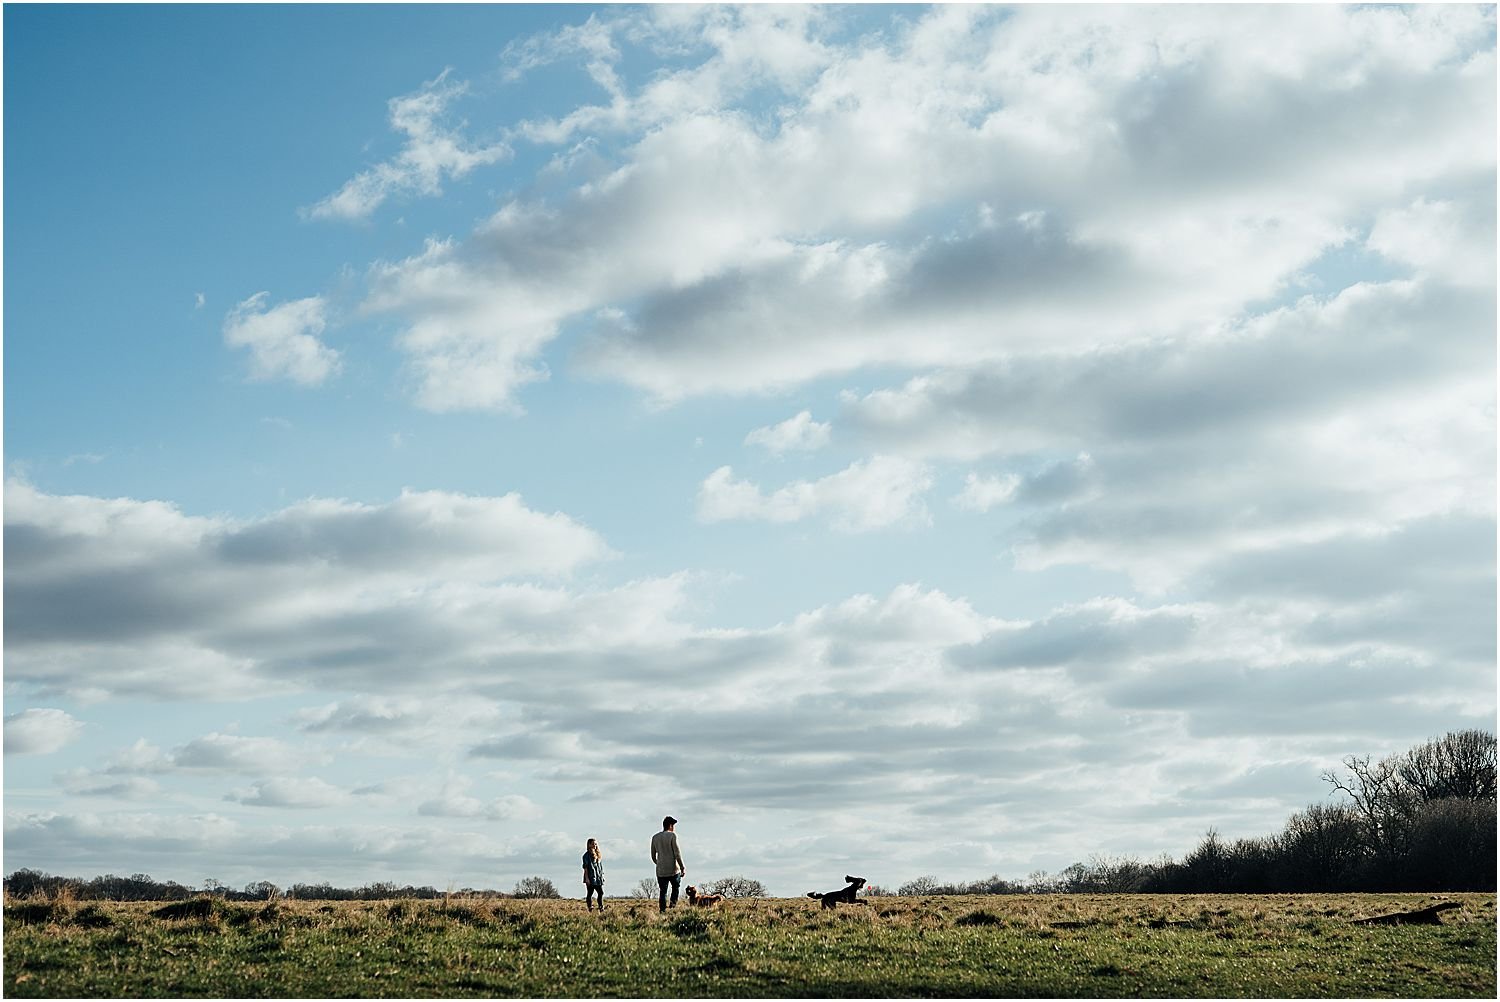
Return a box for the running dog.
[685,885,723,907]
[807,875,867,909]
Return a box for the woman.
[582,838,605,912]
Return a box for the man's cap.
[663,816,678,827]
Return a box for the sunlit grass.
[4,892,1494,997]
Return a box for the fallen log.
[1352,902,1461,926]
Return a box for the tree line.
[884,730,1496,896]
[0,869,774,903]
[6,731,1492,901]
[0,872,504,902]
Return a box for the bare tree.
[1277,802,1363,890]
[701,875,768,898]
[244,881,280,901]
[512,876,560,899]
[1321,752,1414,861]
[1324,730,1498,866]
[1398,730,1497,802]
[630,878,658,899]
[898,875,938,896]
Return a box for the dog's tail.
[806,892,824,900]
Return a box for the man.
[650,815,685,912]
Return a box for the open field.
[4,892,1494,997]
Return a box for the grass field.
[3,891,1494,997]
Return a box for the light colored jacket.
[651,829,684,877]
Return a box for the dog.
[684,885,723,907]
[807,875,867,909]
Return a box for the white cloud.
[796,584,993,652]
[1366,189,1497,288]
[305,70,510,222]
[294,696,431,735]
[825,275,1493,591]
[505,6,834,143]
[226,777,351,810]
[6,5,1494,894]
[3,482,614,701]
[2,808,579,891]
[364,237,564,412]
[57,772,162,800]
[953,472,1020,512]
[216,488,612,579]
[4,476,1491,888]
[696,455,932,532]
[744,411,831,455]
[415,779,542,821]
[339,5,1494,410]
[223,292,340,386]
[4,708,85,755]
[73,734,319,779]
[170,734,316,775]
[501,13,623,90]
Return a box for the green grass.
[4,892,1494,997]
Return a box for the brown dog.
[685,885,723,907]
[807,875,867,909]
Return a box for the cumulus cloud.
[415,779,542,821]
[57,772,162,800]
[950,598,1202,676]
[824,275,1494,592]
[953,472,1020,513]
[294,696,440,735]
[744,411,831,455]
[69,734,319,780]
[170,734,317,775]
[6,4,1494,892]
[343,6,1492,411]
[1366,188,1497,288]
[840,280,1490,461]
[4,708,84,755]
[223,292,340,386]
[5,477,1492,887]
[696,455,932,531]
[3,482,613,700]
[305,71,510,222]
[226,777,351,810]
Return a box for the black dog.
[807,874,867,909]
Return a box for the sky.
[2,3,1496,899]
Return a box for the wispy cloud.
[305,70,510,222]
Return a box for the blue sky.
[4,3,1496,898]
